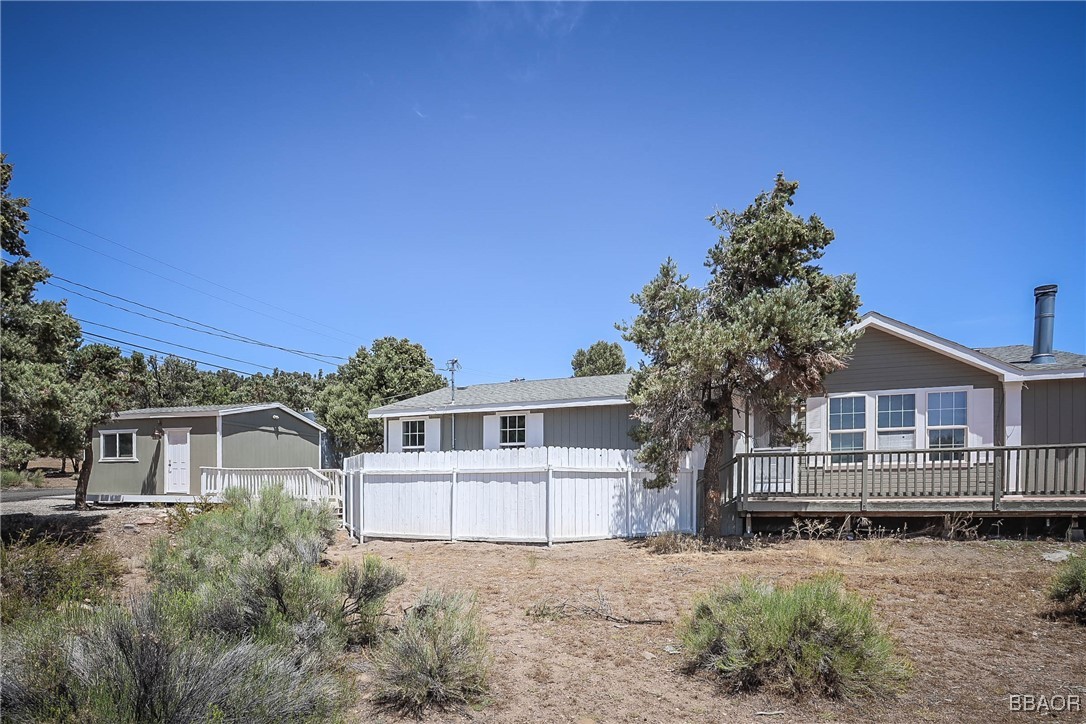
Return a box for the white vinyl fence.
[200,467,339,504]
[342,447,699,544]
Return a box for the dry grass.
[324,535,1086,723]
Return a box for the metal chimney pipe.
[1030,284,1058,364]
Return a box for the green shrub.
[679,574,910,700]
[0,436,36,472]
[340,554,407,644]
[1047,553,1086,623]
[1,469,44,490]
[0,533,124,624]
[149,485,338,591]
[0,594,348,723]
[372,590,490,717]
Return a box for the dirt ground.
[326,534,1086,724]
[4,498,1083,723]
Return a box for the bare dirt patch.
[327,535,1086,723]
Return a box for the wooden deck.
[725,444,1086,519]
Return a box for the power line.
[74,318,279,372]
[28,205,360,341]
[28,222,358,345]
[81,331,258,376]
[45,276,347,365]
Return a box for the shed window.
[402,420,425,451]
[101,431,136,461]
[829,396,865,463]
[500,415,526,448]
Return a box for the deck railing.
[726,444,1086,510]
[200,467,341,504]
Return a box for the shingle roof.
[115,404,245,417]
[974,345,1086,371]
[112,403,325,431]
[370,374,632,416]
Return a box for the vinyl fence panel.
[341,446,696,544]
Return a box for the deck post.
[993,450,1003,511]
[625,466,632,538]
[860,456,869,512]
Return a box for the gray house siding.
[823,327,1005,444]
[222,409,321,468]
[87,416,217,496]
[543,405,637,449]
[826,328,1001,393]
[1022,379,1086,445]
[440,413,484,451]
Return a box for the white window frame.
[499,414,527,448]
[926,390,969,463]
[825,385,974,468]
[401,418,426,452]
[99,429,138,462]
[875,392,917,453]
[828,395,866,465]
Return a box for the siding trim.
[216,413,223,467]
[369,396,628,419]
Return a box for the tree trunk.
[698,427,731,537]
[60,457,67,474]
[74,428,93,509]
[71,456,81,474]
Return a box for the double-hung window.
[101,431,137,461]
[829,396,865,463]
[402,420,425,451]
[927,391,968,461]
[499,414,526,448]
[876,394,916,454]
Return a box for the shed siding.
[1022,379,1086,445]
[221,409,321,468]
[87,416,217,496]
[825,328,1001,393]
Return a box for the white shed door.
[165,429,190,493]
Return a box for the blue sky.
[3,2,1083,385]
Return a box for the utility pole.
[445,358,461,402]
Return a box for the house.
[368,374,638,452]
[87,403,326,502]
[363,284,1084,538]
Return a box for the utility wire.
[45,276,347,365]
[28,205,361,342]
[28,222,357,345]
[82,332,258,376]
[74,318,279,372]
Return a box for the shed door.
[165,429,191,494]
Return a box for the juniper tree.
[620,175,860,533]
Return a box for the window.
[100,431,136,461]
[829,396,865,463]
[402,419,425,451]
[927,391,968,461]
[500,414,526,447]
[876,394,916,452]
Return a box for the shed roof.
[112,403,326,432]
[369,374,632,417]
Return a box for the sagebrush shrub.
[0,593,346,723]
[679,574,910,700]
[340,554,407,644]
[0,533,124,624]
[372,590,490,716]
[1047,553,1086,623]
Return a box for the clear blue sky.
[3,2,1083,385]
